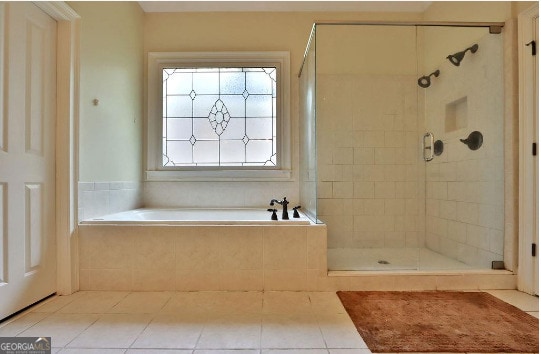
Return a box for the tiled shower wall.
[317,74,424,249]
[423,33,504,268]
[78,182,143,221]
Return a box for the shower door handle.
[423,132,434,161]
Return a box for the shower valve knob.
[460,131,483,150]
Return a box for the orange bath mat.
[337,291,539,353]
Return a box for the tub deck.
[81,208,312,225]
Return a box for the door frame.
[517,3,539,295]
[34,2,80,295]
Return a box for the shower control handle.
[423,132,434,161]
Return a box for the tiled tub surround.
[78,181,143,221]
[79,222,328,291]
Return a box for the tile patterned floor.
[0,290,538,353]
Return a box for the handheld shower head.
[447,44,479,66]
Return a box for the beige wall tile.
[362,199,385,215]
[132,268,175,291]
[374,148,396,165]
[133,230,174,271]
[347,276,397,291]
[175,228,222,270]
[384,199,405,215]
[307,226,328,271]
[175,270,221,291]
[392,275,438,290]
[88,269,133,291]
[354,215,394,232]
[353,182,374,198]
[333,147,354,165]
[374,181,395,198]
[264,270,307,291]
[80,227,134,270]
[332,181,354,198]
[220,270,264,291]
[79,269,92,290]
[220,227,263,270]
[354,147,374,165]
[263,227,307,270]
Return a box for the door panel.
[0,2,57,319]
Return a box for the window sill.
[145,169,292,182]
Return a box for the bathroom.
[73,1,536,292]
[0,0,537,322]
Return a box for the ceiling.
[138,1,432,13]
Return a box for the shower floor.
[328,247,474,271]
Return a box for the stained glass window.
[162,67,277,167]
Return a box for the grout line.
[63,312,103,349]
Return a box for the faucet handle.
[292,205,301,218]
[267,208,278,220]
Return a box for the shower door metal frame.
[298,20,505,78]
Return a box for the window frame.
[146,51,291,181]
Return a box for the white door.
[0,2,57,319]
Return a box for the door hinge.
[533,142,537,156]
[532,243,537,257]
[526,40,537,56]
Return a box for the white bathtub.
[81,208,311,225]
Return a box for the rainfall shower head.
[417,69,440,88]
[446,44,479,66]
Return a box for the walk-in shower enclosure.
[299,22,505,272]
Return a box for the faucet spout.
[269,197,289,220]
[270,199,281,206]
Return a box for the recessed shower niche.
[299,23,505,272]
[445,96,468,132]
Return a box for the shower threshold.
[328,247,480,272]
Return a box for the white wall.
[69,1,144,219]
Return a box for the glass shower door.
[420,26,505,270]
[315,24,424,271]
